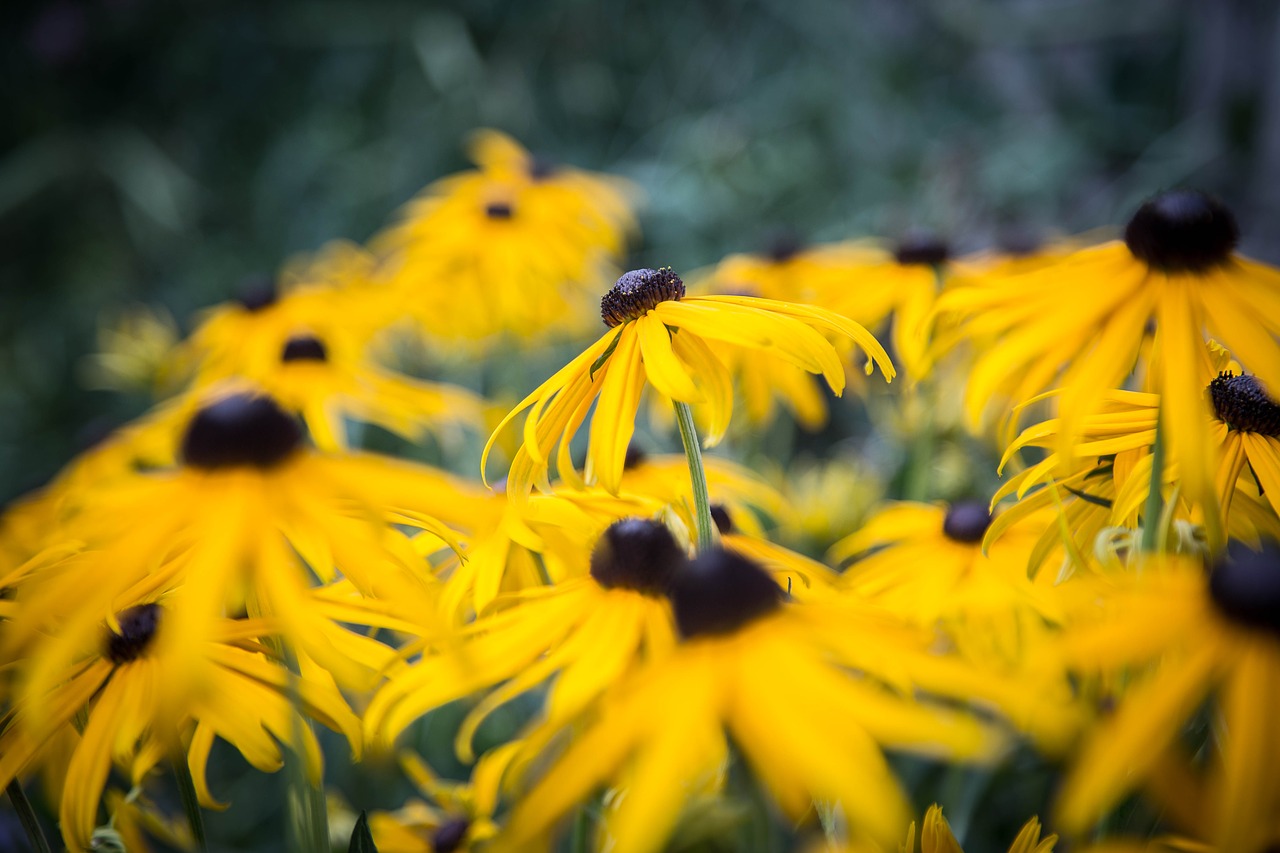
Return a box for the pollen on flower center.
[105,603,161,665]
[1210,540,1280,635]
[893,233,950,266]
[430,817,470,853]
[281,334,328,363]
[1208,373,1280,436]
[942,501,992,544]
[670,548,782,639]
[181,393,303,470]
[1123,189,1239,273]
[589,518,688,596]
[600,268,685,328]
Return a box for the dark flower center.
[236,274,277,312]
[1123,189,1238,273]
[601,268,685,327]
[485,202,514,220]
[765,231,804,263]
[893,234,950,267]
[996,226,1042,258]
[710,503,734,535]
[623,443,648,470]
[106,603,161,665]
[529,155,557,180]
[280,334,328,363]
[590,518,688,596]
[431,817,470,853]
[943,501,992,544]
[670,549,782,639]
[1210,540,1280,635]
[1209,373,1280,436]
[181,393,303,470]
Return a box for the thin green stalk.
[170,754,208,852]
[569,805,591,853]
[285,667,329,853]
[6,779,52,853]
[673,399,715,554]
[1141,409,1165,553]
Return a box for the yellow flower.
[365,750,504,853]
[1,390,467,695]
[1048,546,1280,851]
[483,267,894,497]
[79,304,182,394]
[828,500,1064,669]
[934,190,1280,540]
[177,243,490,452]
[0,604,359,851]
[499,549,1004,852]
[367,518,686,762]
[372,129,638,347]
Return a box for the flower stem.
[1141,409,1165,553]
[171,754,209,853]
[673,400,716,554]
[6,779,52,853]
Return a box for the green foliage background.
[2,1,1280,848]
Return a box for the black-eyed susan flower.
[499,548,1006,852]
[365,750,504,853]
[0,604,358,851]
[1049,544,1280,851]
[372,130,638,348]
[1,390,468,695]
[828,500,1063,668]
[176,244,490,452]
[367,518,687,762]
[934,190,1280,539]
[483,267,894,498]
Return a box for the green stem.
[1141,408,1165,553]
[283,658,329,853]
[569,805,591,853]
[6,779,52,853]
[673,400,716,554]
[171,754,208,852]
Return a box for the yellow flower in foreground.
[372,129,638,347]
[0,605,358,851]
[1049,547,1280,851]
[499,549,1004,852]
[484,267,894,496]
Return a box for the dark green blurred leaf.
[347,811,377,853]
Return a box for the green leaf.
[348,811,378,853]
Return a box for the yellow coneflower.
[372,130,638,348]
[1,390,468,695]
[483,267,893,497]
[366,750,504,853]
[934,190,1280,541]
[828,500,1063,668]
[1048,545,1280,851]
[176,245,490,452]
[0,604,358,851]
[499,549,1006,852]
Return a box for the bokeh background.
[5,0,1280,503]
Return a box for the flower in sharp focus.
[371,130,639,348]
[499,549,1004,852]
[0,604,359,851]
[933,190,1280,542]
[483,266,894,497]
[1048,545,1280,851]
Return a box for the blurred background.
[3,0,1279,502]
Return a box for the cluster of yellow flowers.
[3,129,1280,853]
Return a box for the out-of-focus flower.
[79,305,182,394]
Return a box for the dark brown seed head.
[236,274,277,312]
[280,334,328,363]
[623,443,648,471]
[106,603,161,665]
[1209,373,1280,436]
[590,518,688,596]
[600,268,685,327]
[485,202,514,220]
[942,501,992,544]
[765,230,804,264]
[710,503,734,535]
[529,155,557,180]
[430,817,470,853]
[181,393,303,470]
[1210,540,1280,636]
[670,549,782,639]
[893,233,950,267]
[1124,189,1238,273]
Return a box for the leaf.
[348,811,378,853]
